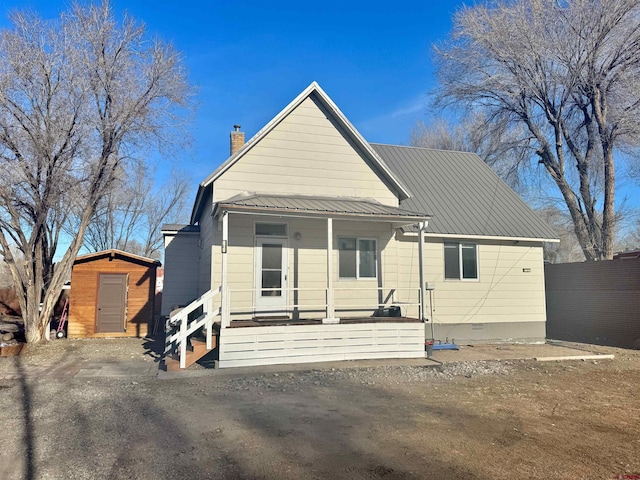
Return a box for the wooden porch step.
[164,336,217,371]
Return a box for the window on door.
[261,243,283,296]
[338,237,377,279]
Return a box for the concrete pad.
[535,354,615,362]
[430,342,601,363]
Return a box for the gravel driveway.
[0,338,637,479]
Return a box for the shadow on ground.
[142,333,164,362]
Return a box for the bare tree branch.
[433,0,640,260]
[77,165,189,259]
[0,1,193,342]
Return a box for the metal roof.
[161,224,201,234]
[370,144,559,240]
[216,194,430,223]
[74,249,161,266]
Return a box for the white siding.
[395,235,547,326]
[213,214,404,321]
[161,232,200,316]
[204,213,545,331]
[213,95,398,206]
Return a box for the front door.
[254,238,288,316]
[97,273,128,333]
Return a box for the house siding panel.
[213,96,398,206]
[198,190,214,297]
[213,214,402,321]
[209,213,546,343]
[161,233,200,316]
[394,236,546,342]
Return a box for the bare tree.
[0,2,192,342]
[535,206,585,263]
[81,165,189,260]
[434,0,640,260]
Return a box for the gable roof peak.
[191,82,411,223]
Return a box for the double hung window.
[444,243,478,280]
[339,237,377,279]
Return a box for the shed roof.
[371,143,558,241]
[161,224,201,235]
[74,249,161,266]
[216,193,429,224]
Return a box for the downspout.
[418,221,426,323]
[221,210,229,328]
[418,221,434,342]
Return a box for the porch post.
[323,217,339,324]
[418,221,426,323]
[221,210,230,328]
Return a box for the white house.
[161,82,558,369]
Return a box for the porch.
[164,194,431,369]
[164,285,426,370]
[217,282,426,368]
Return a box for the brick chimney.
[230,124,244,155]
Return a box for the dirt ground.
[0,338,638,480]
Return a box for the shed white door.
[254,238,288,316]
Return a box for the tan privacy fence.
[545,259,640,349]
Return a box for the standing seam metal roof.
[217,194,430,220]
[370,143,558,240]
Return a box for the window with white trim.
[444,243,478,280]
[339,237,377,279]
[255,223,287,236]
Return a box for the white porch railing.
[164,287,221,369]
[223,286,423,321]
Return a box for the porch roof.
[214,193,430,224]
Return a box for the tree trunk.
[532,123,599,261]
[555,177,599,261]
[591,88,616,260]
[601,145,615,259]
[24,291,43,343]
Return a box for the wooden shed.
[68,249,161,338]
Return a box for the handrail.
[164,286,222,368]
[224,286,422,321]
[227,286,419,293]
[227,302,422,312]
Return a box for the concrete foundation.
[428,321,546,344]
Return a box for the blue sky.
[0,0,463,188]
[2,1,638,234]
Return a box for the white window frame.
[444,242,479,281]
[253,221,288,238]
[338,236,378,280]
